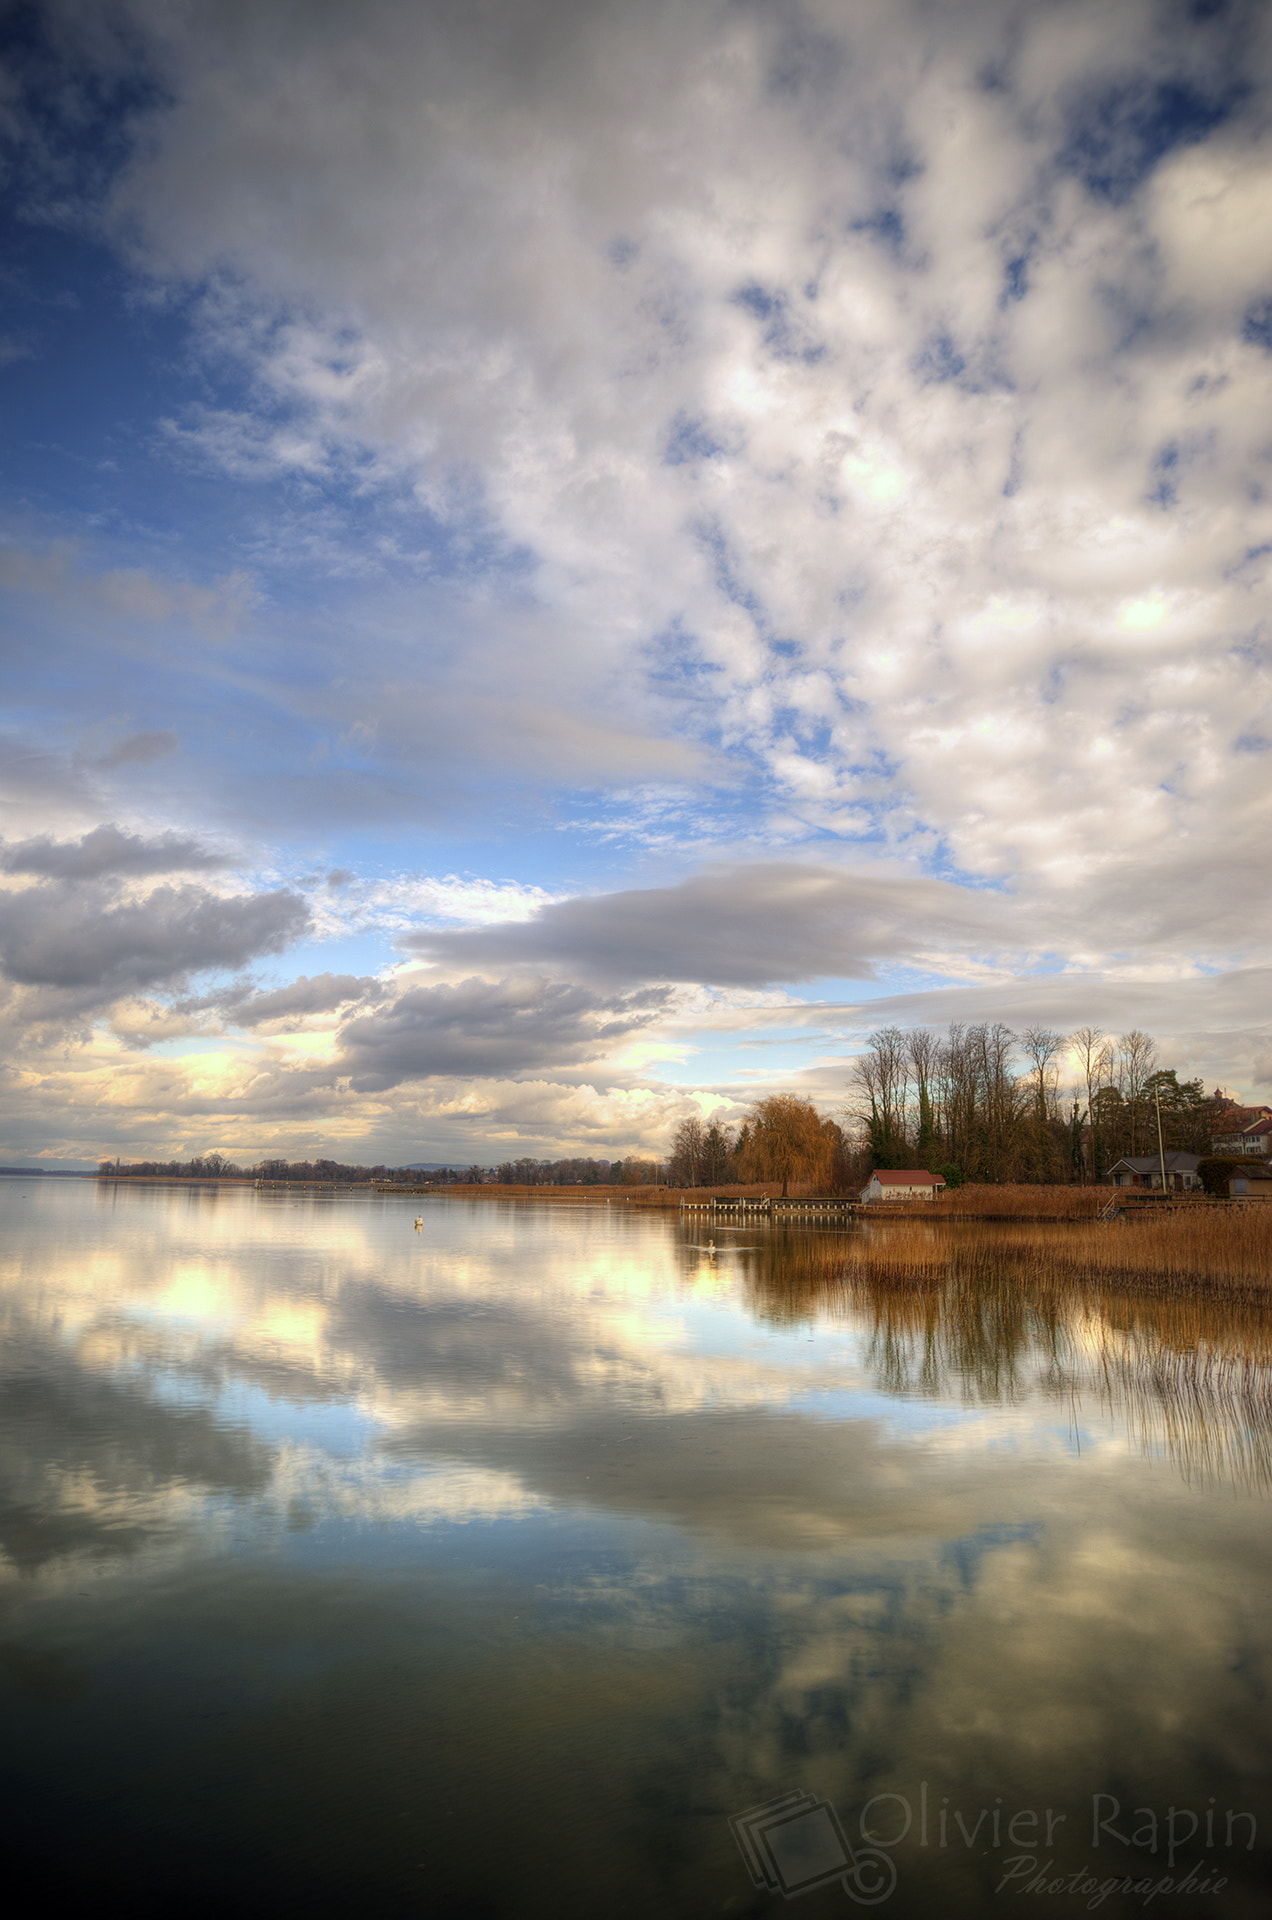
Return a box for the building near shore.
[860,1169,946,1203]
[1210,1109,1272,1156]
[1106,1152,1202,1191]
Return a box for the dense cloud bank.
[408,866,1004,987]
[0,876,309,998]
[338,977,673,1091]
[0,826,227,880]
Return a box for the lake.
[1,1180,1269,1917]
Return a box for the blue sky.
[2,0,1271,1166]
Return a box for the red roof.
[869,1169,943,1185]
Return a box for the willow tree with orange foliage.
[734,1095,841,1197]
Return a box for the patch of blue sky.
[263,924,402,977]
[1183,957,1228,978]
[139,1033,256,1061]
[0,230,200,520]
[1013,951,1076,979]
[644,620,727,685]
[1242,298,1272,353]
[5,609,314,780]
[825,964,941,1011]
[652,1043,818,1091]
[913,332,966,385]
[1225,541,1272,581]
[921,837,1013,893]
[733,283,781,323]
[850,966,971,1004]
[1001,254,1030,306]
[693,514,766,623]
[1059,75,1242,205]
[1148,435,1205,510]
[0,230,521,617]
[732,282,825,365]
[552,777,774,859]
[664,411,724,466]
[851,207,905,253]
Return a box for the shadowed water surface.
[1,1183,1269,1917]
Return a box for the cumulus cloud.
[65,0,1267,908]
[337,976,673,1091]
[407,864,1007,988]
[226,971,385,1027]
[0,824,227,880]
[0,880,309,995]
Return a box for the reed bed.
[839,1209,1272,1296]
[708,1210,1272,1308]
[919,1183,1112,1219]
[839,1270,1272,1492]
[714,1221,1272,1491]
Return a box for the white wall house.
[1211,1110,1272,1156]
[860,1169,946,1203]
[1106,1153,1201,1191]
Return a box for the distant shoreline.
[0,1167,96,1178]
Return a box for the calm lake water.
[2,1181,1270,1918]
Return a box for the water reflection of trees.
[687,1223,1272,1495]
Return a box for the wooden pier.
[681,1195,868,1218]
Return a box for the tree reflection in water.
[688,1221,1272,1495]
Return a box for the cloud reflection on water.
[3,1187,1272,1914]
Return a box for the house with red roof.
[1211,1107,1272,1156]
[860,1169,946,1203]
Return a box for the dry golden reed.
[926,1183,1108,1218]
[841,1210,1272,1297]
[716,1220,1272,1491]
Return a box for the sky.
[2,0,1271,1169]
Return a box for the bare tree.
[907,1028,940,1157]
[1117,1029,1158,1156]
[1072,1027,1114,1181]
[850,1026,909,1165]
[1020,1027,1066,1125]
[667,1115,706,1187]
[977,1022,1021,1182]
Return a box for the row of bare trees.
[664,1025,1243,1194]
[491,1156,619,1185]
[851,1023,1233,1184]
[99,1154,427,1183]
